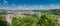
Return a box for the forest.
[33,9,60,15]
[0,13,60,26]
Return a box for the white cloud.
[0,4,60,10]
[11,4,16,6]
[4,0,8,4]
[17,5,60,10]
[24,4,26,6]
[55,6,60,9]
[50,4,55,6]
[18,6,22,9]
[40,5,44,8]
[3,0,8,5]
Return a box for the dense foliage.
[48,9,60,15]
[33,9,60,15]
[12,14,60,26]
[0,13,60,26]
[0,15,7,26]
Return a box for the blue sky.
[0,0,60,10]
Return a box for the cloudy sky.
[0,0,60,10]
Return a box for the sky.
[0,0,60,10]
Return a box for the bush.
[0,15,7,26]
[12,14,59,26]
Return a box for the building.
[5,10,41,23]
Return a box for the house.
[5,10,41,23]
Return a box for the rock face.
[35,12,41,16]
[58,18,60,23]
[5,14,12,23]
[56,15,60,23]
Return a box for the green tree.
[12,14,60,26]
[38,14,59,26]
[0,15,7,26]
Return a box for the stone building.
[5,10,41,23]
